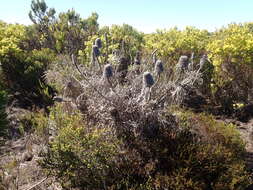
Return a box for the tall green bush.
[207,23,253,111]
[0,21,56,107]
[0,47,56,107]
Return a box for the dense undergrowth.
[26,104,251,189]
[1,0,253,189]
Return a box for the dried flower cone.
[92,45,100,57]
[143,72,155,88]
[103,64,113,79]
[178,55,189,70]
[95,38,102,49]
[155,60,164,75]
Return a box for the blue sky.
[1,0,253,33]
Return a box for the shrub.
[207,23,253,112]
[39,103,251,189]
[144,27,210,65]
[41,49,251,189]
[0,47,56,107]
[40,104,122,189]
[0,21,56,107]
[19,108,48,140]
[173,109,251,189]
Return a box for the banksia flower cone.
[103,64,113,78]
[199,54,207,70]
[178,55,189,69]
[143,72,154,88]
[155,60,164,75]
[95,38,102,49]
[92,45,100,57]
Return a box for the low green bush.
[39,104,251,190]
[40,104,122,189]
[173,110,251,189]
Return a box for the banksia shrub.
[116,57,128,73]
[42,54,251,190]
[175,55,190,82]
[198,54,214,97]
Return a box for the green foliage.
[108,24,144,57]
[54,10,99,55]
[144,27,210,64]
[28,0,56,49]
[207,23,253,68]
[23,25,43,50]
[207,23,253,111]
[0,21,26,56]
[176,109,245,152]
[28,0,99,53]
[29,0,56,25]
[168,109,251,189]
[40,104,251,189]
[0,21,56,106]
[0,34,56,106]
[19,107,48,138]
[40,104,122,189]
[143,23,253,110]
[79,24,144,65]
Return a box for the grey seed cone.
[103,64,113,78]
[95,38,102,48]
[92,45,100,57]
[143,72,154,88]
[199,55,207,70]
[178,55,189,69]
[117,57,128,72]
[155,60,164,74]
